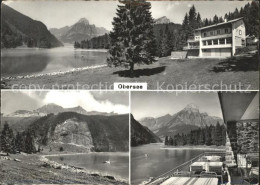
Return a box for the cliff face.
[53,118,94,150]
[1,4,63,48]
[28,112,129,152]
[131,115,162,147]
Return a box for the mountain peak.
[184,103,199,110]
[77,18,89,24]
[155,16,172,24]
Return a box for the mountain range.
[49,18,109,43]
[5,103,117,117]
[1,4,63,48]
[139,104,224,139]
[131,115,161,147]
[2,109,128,152]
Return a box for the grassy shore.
[2,53,258,90]
[0,153,128,184]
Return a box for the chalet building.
[184,17,246,58]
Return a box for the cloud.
[166,2,175,11]
[43,91,129,114]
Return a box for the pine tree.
[168,136,174,145]
[160,27,172,57]
[215,122,222,146]
[196,13,202,28]
[107,0,156,77]
[248,1,259,37]
[188,5,197,36]
[204,18,209,26]
[205,125,212,145]
[1,122,14,154]
[24,130,35,154]
[213,15,219,24]
[164,136,169,145]
[15,132,22,153]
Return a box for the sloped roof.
[196,17,244,31]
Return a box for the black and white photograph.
[0,0,259,184]
[1,0,259,90]
[131,91,259,185]
[0,91,129,184]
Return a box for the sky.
[1,91,129,115]
[3,1,250,30]
[131,92,223,120]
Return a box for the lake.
[1,45,108,77]
[131,143,215,184]
[47,152,129,181]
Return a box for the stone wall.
[170,51,187,59]
[236,121,259,154]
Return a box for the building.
[184,17,246,58]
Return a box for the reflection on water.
[1,46,108,77]
[47,152,129,180]
[131,143,212,184]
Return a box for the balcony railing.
[183,46,200,50]
[187,36,200,42]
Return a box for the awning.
[218,92,258,123]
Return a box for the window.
[210,31,213,36]
[217,30,221,35]
[242,39,246,46]
[219,39,225,44]
[203,41,207,46]
[213,39,218,45]
[203,32,207,37]
[239,30,242,35]
[207,40,213,45]
[226,38,232,44]
[225,28,229,34]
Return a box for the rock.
[91,173,100,177]
[0,152,8,156]
[104,175,116,180]
[14,158,21,162]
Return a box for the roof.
[218,92,258,123]
[161,177,218,185]
[191,162,206,166]
[196,17,244,31]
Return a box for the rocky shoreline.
[1,64,107,81]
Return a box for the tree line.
[206,1,259,37]
[0,122,36,154]
[74,34,110,49]
[164,122,226,146]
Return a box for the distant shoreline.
[161,145,225,151]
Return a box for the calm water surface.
[47,152,129,181]
[1,45,108,77]
[131,143,213,184]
